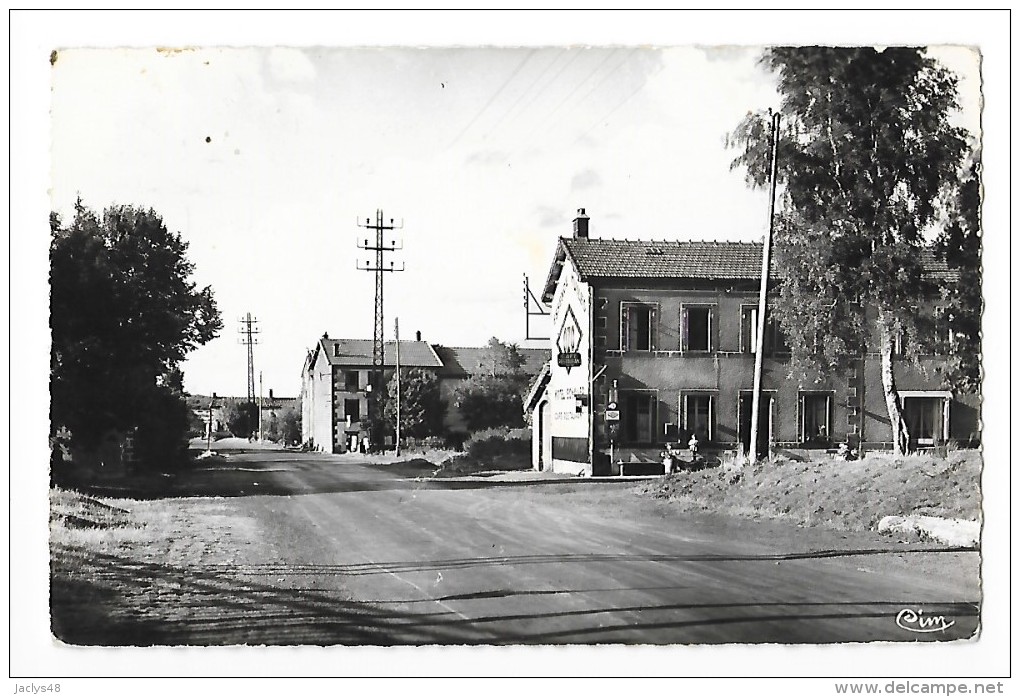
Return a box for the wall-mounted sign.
[557,352,582,368]
[556,305,583,373]
[605,410,620,422]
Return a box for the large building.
[301,334,545,453]
[527,210,980,476]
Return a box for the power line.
[448,49,538,148]
[523,48,619,142]
[482,50,575,141]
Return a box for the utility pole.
[357,210,404,448]
[258,371,264,442]
[395,317,401,457]
[206,392,218,452]
[239,313,260,439]
[749,111,781,463]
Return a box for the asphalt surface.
[143,444,982,645]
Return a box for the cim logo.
[556,306,583,372]
[895,608,955,634]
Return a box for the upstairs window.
[741,306,789,355]
[682,305,713,352]
[621,303,656,351]
[344,371,360,391]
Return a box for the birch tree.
[728,47,970,454]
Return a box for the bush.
[464,427,531,459]
[132,386,193,470]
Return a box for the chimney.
[573,208,589,239]
[269,388,274,400]
[416,330,422,342]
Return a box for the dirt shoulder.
[642,449,982,542]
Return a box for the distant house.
[301,334,445,453]
[300,334,546,453]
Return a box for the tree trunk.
[878,313,906,455]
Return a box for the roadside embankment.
[644,450,981,545]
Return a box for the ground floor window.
[901,394,950,447]
[622,391,656,443]
[800,392,833,445]
[682,393,714,442]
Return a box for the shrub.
[464,427,531,459]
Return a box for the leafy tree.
[383,368,445,439]
[478,336,527,377]
[453,337,532,432]
[50,201,222,464]
[265,405,302,445]
[935,148,982,393]
[728,48,969,454]
[456,375,528,432]
[224,401,258,439]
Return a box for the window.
[621,303,656,351]
[741,306,789,355]
[344,398,361,424]
[622,392,656,443]
[682,393,714,441]
[344,371,360,391]
[800,393,832,444]
[741,306,759,354]
[682,305,712,352]
[901,394,950,447]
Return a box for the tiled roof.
[434,346,548,378]
[556,237,959,285]
[562,238,772,281]
[320,338,443,368]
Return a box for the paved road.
[166,446,981,645]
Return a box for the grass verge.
[644,449,981,537]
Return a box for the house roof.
[543,237,960,302]
[566,238,770,281]
[434,345,548,378]
[318,338,444,368]
[523,361,552,413]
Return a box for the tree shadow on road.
[50,547,980,647]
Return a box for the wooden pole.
[395,317,401,456]
[750,111,781,463]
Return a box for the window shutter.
[620,304,629,351]
[680,307,688,352]
[650,307,657,351]
[708,306,714,352]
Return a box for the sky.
[13,10,1012,683]
[47,39,982,400]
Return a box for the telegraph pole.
[395,317,401,457]
[357,210,404,447]
[258,371,264,442]
[239,313,260,438]
[749,111,781,463]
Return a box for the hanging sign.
[556,305,583,372]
